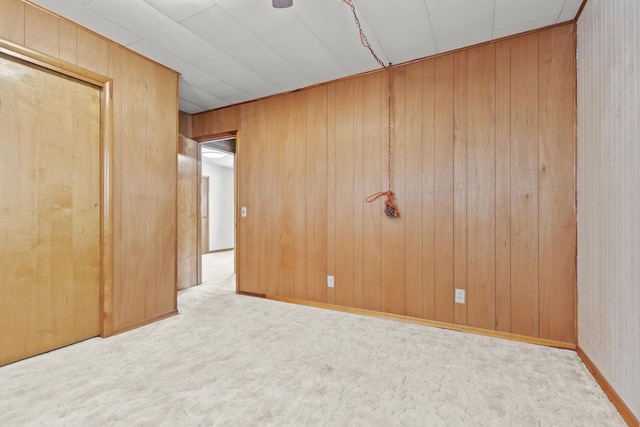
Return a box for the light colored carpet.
[0,252,625,426]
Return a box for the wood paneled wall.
[178,112,199,290]
[577,0,640,422]
[191,24,576,344]
[1,0,179,333]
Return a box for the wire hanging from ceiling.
[341,0,399,219]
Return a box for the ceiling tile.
[559,0,584,22]
[257,62,313,93]
[180,82,227,109]
[182,5,284,71]
[142,0,217,23]
[200,82,250,105]
[86,0,218,62]
[494,0,563,37]
[216,0,299,36]
[356,0,437,65]
[262,20,348,84]
[428,0,495,53]
[127,39,221,88]
[179,98,207,114]
[31,0,143,46]
[194,52,279,98]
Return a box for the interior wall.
[1,0,179,332]
[577,0,640,420]
[191,24,577,344]
[202,162,235,251]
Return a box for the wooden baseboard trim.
[577,346,639,427]
[111,310,178,336]
[237,290,266,298]
[266,295,576,350]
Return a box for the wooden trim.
[575,0,590,22]
[234,131,240,294]
[267,296,577,350]
[194,131,237,143]
[0,36,115,339]
[111,310,178,336]
[237,291,266,298]
[0,38,107,87]
[197,145,203,285]
[101,79,114,337]
[577,346,639,427]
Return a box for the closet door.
[0,53,101,366]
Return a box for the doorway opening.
[198,137,236,292]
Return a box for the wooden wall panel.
[538,25,576,343]
[381,68,406,316]
[293,91,308,299]
[277,95,295,298]
[326,83,336,305]
[24,5,59,58]
[495,40,512,333]
[433,55,455,324]
[405,62,424,319]
[335,78,355,308]
[362,73,382,312]
[421,59,436,320]
[453,51,468,326]
[2,1,180,334]
[119,51,149,326]
[177,135,198,291]
[59,20,76,64]
[510,33,540,338]
[0,0,24,43]
[192,24,576,344]
[155,66,178,314]
[311,86,328,303]
[352,77,365,309]
[237,101,264,294]
[466,44,496,330]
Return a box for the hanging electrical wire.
[341,0,399,219]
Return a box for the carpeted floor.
[0,251,625,426]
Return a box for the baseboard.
[266,295,576,350]
[111,310,178,336]
[577,346,639,427]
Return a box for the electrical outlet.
[241,207,247,217]
[327,275,335,288]
[455,289,465,304]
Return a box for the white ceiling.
[201,144,235,169]
[30,0,583,114]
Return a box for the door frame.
[201,175,210,254]
[194,132,238,291]
[0,38,115,337]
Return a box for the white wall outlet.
[455,289,465,304]
[241,207,247,217]
[327,275,335,288]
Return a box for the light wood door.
[201,176,210,253]
[0,52,101,366]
